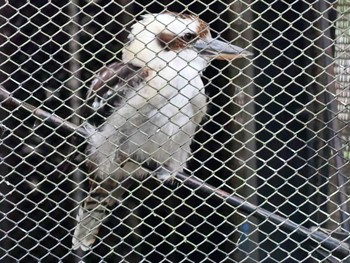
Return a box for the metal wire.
[0,1,350,262]
[1,85,349,261]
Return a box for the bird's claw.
[154,166,174,182]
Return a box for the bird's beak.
[193,39,253,60]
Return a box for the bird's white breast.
[88,62,207,176]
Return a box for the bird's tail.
[72,178,125,251]
[72,161,151,250]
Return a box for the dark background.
[0,0,339,262]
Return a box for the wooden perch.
[0,85,349,260]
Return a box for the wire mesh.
[0,1,349,262]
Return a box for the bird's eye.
[183,33,196,42]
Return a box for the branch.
[0,85,349,259]
[0,85,88,138]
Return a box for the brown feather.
[83,62,149,126]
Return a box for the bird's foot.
[154,166,175,183]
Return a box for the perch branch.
[0,85,349,259]
[0,85,88,138]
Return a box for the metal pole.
[174,172,350,259]
[314,0,350,232]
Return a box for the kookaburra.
[72,12,251,250]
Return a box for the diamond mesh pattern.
[0,1,349,262]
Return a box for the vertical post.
[332,0,350,231]
[67,1,84,261]
[227,0,258,261]
[0,3,11,259]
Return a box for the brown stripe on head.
[197,18,210,39]
[156,14,209,51]
[157,32,187,51]
[163,12,209,39]
[163,11,196,20]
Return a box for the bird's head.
[122,13,251,71]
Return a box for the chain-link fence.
[1,1,350,262]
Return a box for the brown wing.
[83,62,149,126]
[73,63,151,249]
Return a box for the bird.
[72,12,251,251]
